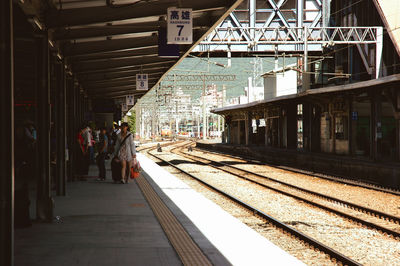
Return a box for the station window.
[297,119,303,149]
[335,115,348,140]
[252,119,257,133]
[297,104,304,149]
[297,104,303,115]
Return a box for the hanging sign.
[126,95,134,105]
[167,7,192,44]
[121,103,128,112]
[114,97,125,105]
[136,74,148,91]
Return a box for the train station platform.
[14,151,302,266]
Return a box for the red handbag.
[130,159,141,179]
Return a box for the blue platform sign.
[167,7,192,44]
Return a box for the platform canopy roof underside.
[212,73,400,115]
[17,0,243,100]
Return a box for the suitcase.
[111,157,122,182]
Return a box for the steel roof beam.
[73,56,175,72]
[63,35,158,57]
[91,91,147,98]
[46,0,230,28]
[73,52,161,64]
[81,71,165,84]
[84,77,160,89]
[52,16,212,41]
[73,60,175,74]
[69,46,160,62]
[87,87,154,97]
[77,67,168,81]
[52,21,161,41]
[86,84,137,92]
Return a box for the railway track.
[173,142,400,239]
[136,140,182,153]
[196,145,400,196]
[146,141,361,266]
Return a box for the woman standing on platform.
[114,122,136,184]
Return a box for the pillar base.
[36,197,54,222]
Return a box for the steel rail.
[146,143,360,266]
[136,140,182,153]
[196,146,400,196]
[174,144,400,238]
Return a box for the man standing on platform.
[96,127,108,181]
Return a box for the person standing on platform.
[96,127,108,181]
[84,126,95,164]
[111,124,120,153]
[76,126,88,180]
[14,123,34,227]
[114,122,136,184]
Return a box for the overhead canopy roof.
[212,74,400,114]
[18,0,242,100]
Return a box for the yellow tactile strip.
[136,175,213,266]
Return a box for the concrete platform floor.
[14,163,182,266]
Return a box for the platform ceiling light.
[48,40,55,48]
[33,17,43,30]
[57,53,62,60]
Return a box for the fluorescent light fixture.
[48,40,54,48]
[33,17,43,30]
[57,53,62,60]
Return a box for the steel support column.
[0,0,14,264]
[297,0,304,31]
[322,0,330,30]
[249,0,256,42]
[56,62,66,195]
[245,113,250,146]
[72,79,80,179]
[397,119,400,161]
[36,34,54,221]
[74,81,79,134]
[265,110,269,146]
[202,78,207,140]
[376,27,383,79]
[66,75,74,182]
[370,91,382,161]
[237,120,240,144]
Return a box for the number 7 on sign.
[177,25,184,36]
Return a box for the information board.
[121,103,128,112]
[136,74,148,91]
[126,95,134,106]
[167,7,192,44]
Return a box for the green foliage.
[128,110,136,134]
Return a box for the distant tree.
[128,110,136,134]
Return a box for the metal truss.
[191,0,383,78]
[160,85,206,90]
[195,26,383,52]
[193,0,327,52]
[164,74,236,82]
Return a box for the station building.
[212,0,400,187]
